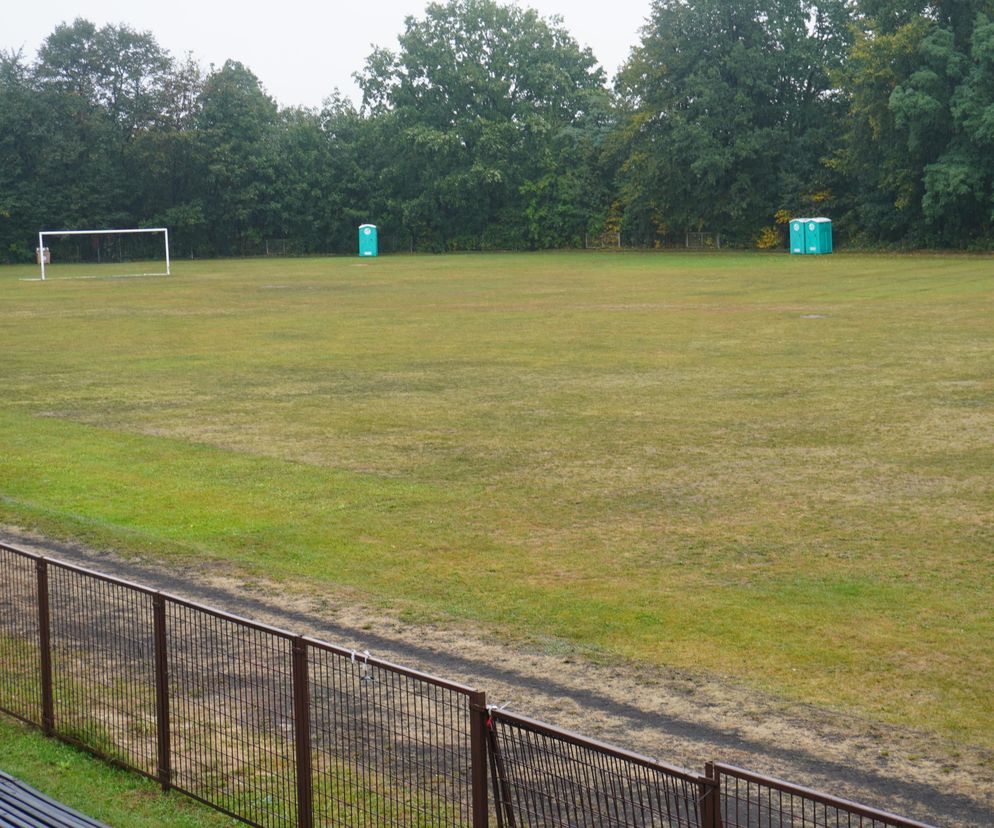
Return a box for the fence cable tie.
[485,701,511,728]
[486,702,511,713]
[359,649,374,683]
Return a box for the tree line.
[3,0,994,261]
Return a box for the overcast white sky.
[6,1,651,109]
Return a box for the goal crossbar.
[38,227,170,280]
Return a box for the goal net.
[685,231,722,250]
[36,228,170,280]
[584,231,622,250]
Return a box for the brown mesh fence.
[0,542,939,828]
[486,708,712,828]
[307,640,481,826]
[47,563,158,776]
[0,546,42,725]
[164,598,298,827]
[0,544,486,828]
[708,764,937,828]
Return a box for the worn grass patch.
[1,251,992,747]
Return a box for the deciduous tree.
[615,0,851,245]
[356,0,609,249]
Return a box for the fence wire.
[0,546,42,725]
[308,642,478,827]
[487,709,708,828]
[47,564,158,776]
[711,764,936,828]
[166,600,297,828]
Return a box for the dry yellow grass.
[0,251,991,748]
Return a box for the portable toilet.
[789,219,809,254]
[358,224,378,257]
[806,217,833,254]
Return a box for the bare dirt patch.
[3,526,990,827]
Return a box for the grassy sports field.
[1,251,991,750]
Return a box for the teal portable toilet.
[805,217,832,254]
[358,224,378,257]
[789,218,809,254]
[809,217,832,253]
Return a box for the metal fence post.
[469,690,489,828]
[35,558,54,736]
[703,762,723,828]
[153,593,172,791]
[292,637,314,828]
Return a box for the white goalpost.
[37,227,170,280]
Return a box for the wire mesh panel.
[166,600,297,828]
[0,543,942,828]
[488,709,706,828]
[47,563,158,775]
[0,545,42,725]
[308,642,477,827]
[711,764,937,828]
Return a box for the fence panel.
[709,763,936,828]
[0,545,42,726]
[47,563,158,776]
[487,709,709,828]
[165,599,297,828]
[307,640,481,827]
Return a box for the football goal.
[36,228,170,280]
[584,231,622,250]
[685,231,722,250]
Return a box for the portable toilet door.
[808,218,832,253]
[790,218,808,254]
[806,217,832,254]
[358,224,378,257]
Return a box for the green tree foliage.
[0,50,46,260]
[835,15,937,241]
[8,3,994,258]
[0,20,177,260]
[196,61,278,254]
[837,1,994,245]
[129,54,207,255]
[268,94,373,253]
[355,0,611,249]
[924,13,994,242]
[614,0,851,245]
